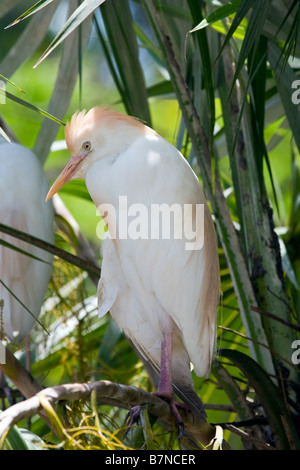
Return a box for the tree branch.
[0,379,220,447]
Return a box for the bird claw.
[176,421,185,439]
[154,392,190,438]
[125,405,141,435]
[125,395,190,439]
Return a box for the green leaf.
[248,35,279,209]
[133,22,163,67]
[189,0,243,33]
[0,223,100,278]
[219,0,255,52]
[0,1,58,82]
[268,42,300,153]
[33,3,92,164]
[139,405,156,450]
[4,425,31,450]
[0,279,49,333]
[4,426,46,450]
[5,0,58,28]
[99,0,151,125]
[0,74,25,93]
[59,180,92,201]
[187,0,216,150]
[0,238,51,264]
[0,89,64,125]
[232,0,270,87]
[34,0,107,67]
[219,348,300,450]
[212,360,254,421]
[147,80,173,98]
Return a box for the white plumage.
[0,141,53,342]
[92,134,217,379]
[46,107,219,423]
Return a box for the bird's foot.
[154,391,190,438]
[125,393,190,438]
[125,405,142,435]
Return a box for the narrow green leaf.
[34,0,107,67]
[0,238,51,264]
[187,0,216,151]
[212,360,254,421]
[133,22,163,66]
[0,279,49,334]
[38,394,67,443]
[189,0,242,33]
[218,0,256,59]
[5,0,58,28]
[33,3,92,164]
[0,74,25,93]
[147,80,173,98]
[276,0,300,66]
[93,13,124,104]
[0,223,100,278]
[248,35,279,213]
[140,405,156,450]
[99,0,151,125]
[219,348,300,450]
[268,42,300,153]
[0,1,58,80]
[0,89,65,125]
[232,0,270,87]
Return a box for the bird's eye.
[82,141,91,152]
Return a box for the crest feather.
[65,107,154,155]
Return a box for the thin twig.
[222,424,275,450]
[251,306,300,333]
[218,326,300,375]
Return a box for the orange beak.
[46,155,84,201]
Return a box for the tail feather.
[173,383,207,421]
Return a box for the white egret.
[46,107,219,431]
[0,141,53,344]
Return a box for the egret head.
[46,107,152,201]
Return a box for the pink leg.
[126,318,189,437]
[154,326,189,435]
